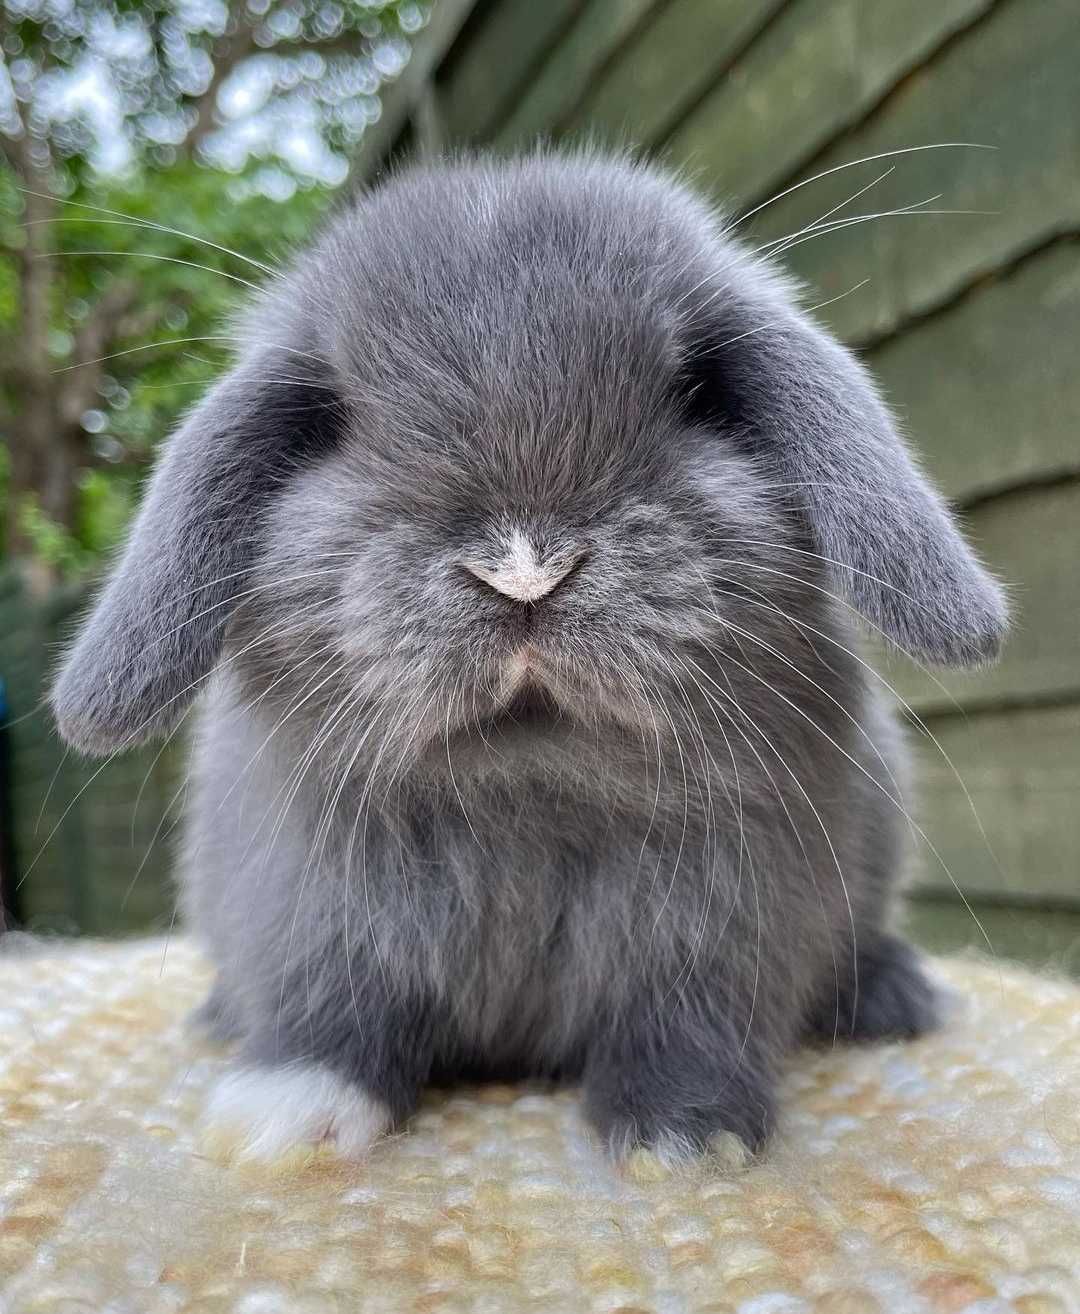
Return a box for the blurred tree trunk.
[2,128,69,590]
[1,129,142,590]
[0,17,241,589]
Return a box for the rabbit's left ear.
[51,348,342,755]
[685,295,1007,667]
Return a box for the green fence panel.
[0,570,182,934]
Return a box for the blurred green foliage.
[0,1,425,572]
[0,162,332,566]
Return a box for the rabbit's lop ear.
[51,351,341,755]
[688,291,1007,666]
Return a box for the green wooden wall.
[358,0,1080,966]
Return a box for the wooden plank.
[351,0,479,182]
[666,0,993,213]
[749,0,1080,344]
[869,240,1080,504]
[905,896,1080,977]
[493,0,662,150]
[906,702,1080,904]
[563,0,784,149]
[412,80,445,160]
[439,0,585,144]
[872,480,1080,715]
[77,741,183,934]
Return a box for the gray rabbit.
[52,153,1006,1166]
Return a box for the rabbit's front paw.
[583,998,775,1170]
[805,935,941,1044]
[200,1062,390,1168]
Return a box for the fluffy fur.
[52,153,1006,1163]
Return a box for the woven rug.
[0,939,1078,1314]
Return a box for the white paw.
[200,1062,390,1168]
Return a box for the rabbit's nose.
[462,531,585,603]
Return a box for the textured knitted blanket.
[0,938,1078,1314]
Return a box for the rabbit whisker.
[16,190,281,276]
[728,141,994,232]
[685,652,853,1042]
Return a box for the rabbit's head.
[52,154,1006,771]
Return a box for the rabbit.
[51,152,1006,1168]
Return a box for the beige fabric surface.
[0,938,1078,1314]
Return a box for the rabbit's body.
[53,154,1003,1164]
[184,547,917,1155]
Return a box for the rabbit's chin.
[430,679,649,777]
[433,695,580,775]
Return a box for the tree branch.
[57,279,143,430]
[179,23,369,155]
[2,122,58,463]
[181,22,260,155]
[256,29,369,62]
[0,132,25,176]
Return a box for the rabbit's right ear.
[680,267,1008,667]
[51,351,342,755]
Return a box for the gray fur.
[51,152,1006,1157]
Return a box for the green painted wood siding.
[557,0,786,147]
[912,703,1080,903]
[663,0,998,215]
[439,0,587,142]
[747,1,1080,346]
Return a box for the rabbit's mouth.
[435,679,571,767]
[497,683,563,730]
[456,680,570,745]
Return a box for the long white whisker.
[714,543,976,652]
[703,642,998,971]
[676,652,840,1045]
[705,568,1001,876]
[728,142,995,232]
[770,204,994,260]
[27,582,352,886]
[50,335,332,375]
[44,249,263,291]
[645,671,691,951]
[688,600,907,809]
[16,187,280,275]
[699,278,871,353]
[684,652,858,1035]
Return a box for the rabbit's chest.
[389,803,705,1055]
